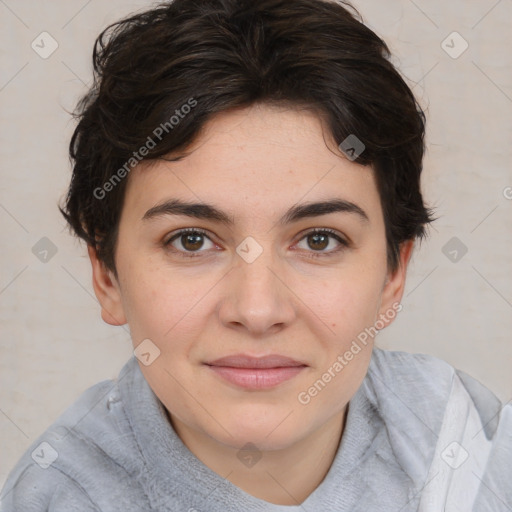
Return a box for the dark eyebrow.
[281,199,369,225]
[142,198,369,225]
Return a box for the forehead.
[122,104,381,225]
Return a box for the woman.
[2,0,510,510]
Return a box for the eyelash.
[163,227,349,259]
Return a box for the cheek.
[294,266,384,340]
[119,259,215,345]
[295,278,381,412]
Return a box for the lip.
[205,354,308,390]
[207,354,307,368]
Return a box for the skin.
[88,103,414,505]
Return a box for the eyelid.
[293,227,350,257]
[164,227,218,248]
[295,227,348,244]
[165,227,212,243]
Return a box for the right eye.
[164,228,219,258]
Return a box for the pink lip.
[205,354,308,390]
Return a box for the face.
[90,103,412,454]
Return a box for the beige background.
[1,0,511,489]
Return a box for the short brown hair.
[59,0,436,277]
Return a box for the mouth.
[204,354,308,390]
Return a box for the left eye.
[295,229,348,255]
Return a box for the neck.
[169,407,348,506]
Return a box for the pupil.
[309,233,328,250]
[183,233,203,251]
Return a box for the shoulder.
[0,378,114,511]
[367,349,512,507]
[359,347,512,501]
[367,347,504,438]
[0,463,101,512]
[365,347,456,417]
[369,346,454,381]
[0,359,147,511]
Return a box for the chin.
[213,414,306,452]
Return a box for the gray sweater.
[1,348,511,511]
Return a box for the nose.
[218,245,297,336]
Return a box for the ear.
[376,239,415,329]
[87,245,127,326]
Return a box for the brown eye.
[295,228,348,257]
[164,228,216,257]
[307,232,330,251]
[180,232,205,251]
